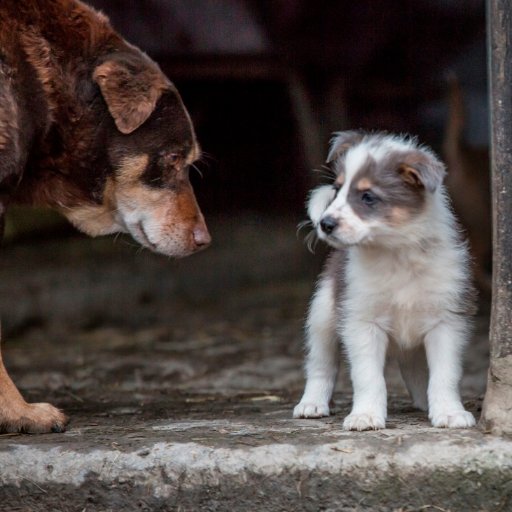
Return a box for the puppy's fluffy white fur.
[294,132,476,430]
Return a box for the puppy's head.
[309,131,446,248]
[63,52,210,258]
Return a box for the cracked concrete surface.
[0,216,510,511]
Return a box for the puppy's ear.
[93,53,169,134]
[327,130,364,163]
[398,150,446,193]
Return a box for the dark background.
[1,0,491,334]
[87,0,488,216]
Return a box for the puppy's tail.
[443,73,465,160]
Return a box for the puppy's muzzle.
[320,216,338,235]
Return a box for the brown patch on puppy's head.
[356,178,373,191]
[397,151,446,193]
[346,150,441,227]
[388,206,411,226]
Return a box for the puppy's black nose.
[320,216,337,234]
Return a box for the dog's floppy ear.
[326,130,364,163]
[398,149,446,193]
[93,53,169,134]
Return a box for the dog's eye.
[161,152,181,167]
[332,182,342,193]
[361,190,379,206]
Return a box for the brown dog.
[0,0,210,433]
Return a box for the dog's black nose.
[320,216,337,234]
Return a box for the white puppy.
[294,131,476,430]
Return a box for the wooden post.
[480,0,512,434]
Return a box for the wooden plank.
[480,0,512,434]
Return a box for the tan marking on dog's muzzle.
[113,158,211,256]
[117,154,150,182]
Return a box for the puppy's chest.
[343,257,445,344]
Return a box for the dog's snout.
[320,216,337,235]
[192,222,212,248]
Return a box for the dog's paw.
[430,410,475,429]
[293,401,331,418]
[343,412,386,431]
[0,402,68,434]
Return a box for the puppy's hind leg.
[293,273,339,418]
[397,345,429,412]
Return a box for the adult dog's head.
[8,0,210,258]
[63,51,210,258]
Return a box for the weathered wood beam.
[480,0,512,435]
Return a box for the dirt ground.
[0,215,500,511]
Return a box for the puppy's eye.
[332,182,342,193]
[361,190,379,206]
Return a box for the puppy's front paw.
[293,401,331,418]
[430,410,475,429]
[343,412,386,431]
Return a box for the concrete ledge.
[1,415,512,511]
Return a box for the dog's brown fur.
[443,76,491,297]
[0,0,210,433]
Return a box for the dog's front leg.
[293,274,339,418]
[424,321,475,428]
[0,338,68,433]
[0,202,66,433]
[343,321,388,431]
